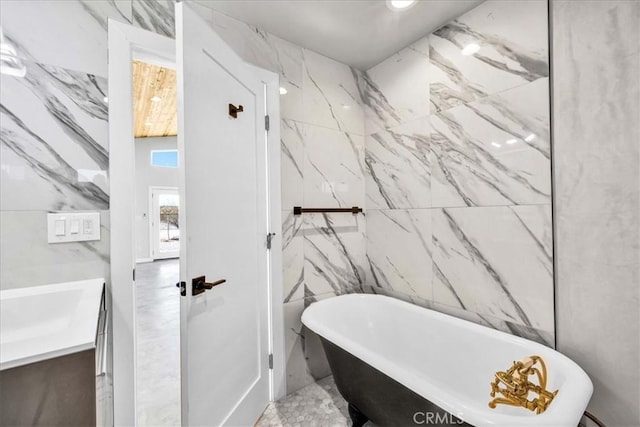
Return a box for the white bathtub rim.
[301,293,593,427]
[0,278,105,370]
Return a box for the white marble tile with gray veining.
[132,0,175,38]
[360,37,430,134]
[283,294,335,394]
[1,60,109,211]
[194,6,305,122]
[431,78,550,208]
[282,210,304,303]
[303,49,365,135]
[366,210,432,301]
[428,300,554,347]
[303,124,365,209]
[364,284,554,346]
[303,213,366,298]
[432,205,554,335]
[281,119,304,210]
[429,0,548,113]
[301,293,334,387]
[365,119,431,210]
[363,285,553,346]
[0,211,110,290]
[0,0,131,77]
[283,298,313,394]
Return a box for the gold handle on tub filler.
[489,355,558,414]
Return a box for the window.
[151,150,178,168]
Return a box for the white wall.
[134,136,179,261]
[552,1,640,426]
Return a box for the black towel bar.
[293,206,363,215]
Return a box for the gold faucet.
[489,355,558,414]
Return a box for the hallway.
[135,259,181,426]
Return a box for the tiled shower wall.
[0,0,118,290]
[361,0,555,346]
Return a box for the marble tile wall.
[0,1,132,425]
[430,78,551,207]
[0,0,122,289]
[362,0,555,346]
[552,1,640,425]
[429,0,549,113]
[432,205,553,335]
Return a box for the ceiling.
[132,60,177,138]
[195,0,483,70]
[131,1,483,134]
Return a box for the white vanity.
[0,279,106,426]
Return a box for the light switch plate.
[70,219,80,234]
[47,212,101,243]
[55,220,66,236]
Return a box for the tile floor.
[257,376,363,427]
[135,259,181,427]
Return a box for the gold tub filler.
[489,355,558,414]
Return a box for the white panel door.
[176,3,270,425]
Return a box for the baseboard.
[135,258,154,263]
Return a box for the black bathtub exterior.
[320,337,471,427]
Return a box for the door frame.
[149,186,180,260]
[108,19,284,426]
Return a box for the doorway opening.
[151,187,180,259]
[132,59,181,426]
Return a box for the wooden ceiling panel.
[132,60,177,138]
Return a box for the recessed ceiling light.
[342,104,351,110]
[279,87,288,95]
[506,139,518,145]
[461,43,481,56]
[491,142,501,148]
[144,122,152,126]
[524,133,536,142]
[150,96,161,102]
[103,96,108,103]
[386,0,417,11]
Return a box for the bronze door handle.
[192,276,226,295]
[202,278,226,289]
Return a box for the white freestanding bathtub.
[301,294,593,427]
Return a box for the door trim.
[247,63,285,402]
[108,19,284,426]
[108,20,174,426]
